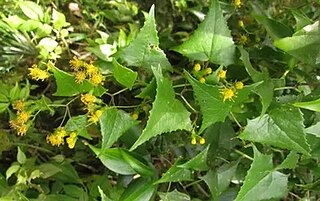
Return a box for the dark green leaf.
[235,146,288,201]
[239,106,310,155]
[136,78,156,99]
[116,5,172,71]
[100,108,138,150]
[154,162,193,184]
[120,178,156,201]
[178,146,209,171]
[130,66,192,151]
[112,59,138,89]
[277,151,299,170]
[173,0,235,66]
[0,103,9,113]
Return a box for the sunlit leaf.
[173,0,235,66]
[112,59,138,89]
[130,66,192,151]
[239,106,310,156]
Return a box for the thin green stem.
[10,142,54,154]
[234,149,253,161]
[178,94,198,113]
[230,112,242,128]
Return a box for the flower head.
[238,20,244,28]
[17,111,30,124]
[89,110,103,124]
[218,69,227,79]
[74,71,86,84]
[220,87,236,102]
[199,137,205,145]
[70,57,84,70]
[89,72,104,86]
[193,63,201,72]
[205,68,212,75]
[191,137,197,145]
[239,34,248,45]
[199,77,206,84]
[233,0,242,8]
[46,127,67,147]
[235,81,244,90]
[81,93,96,106]
[28,64,50,81]
[12,100,25,111]
[66,132,77,149]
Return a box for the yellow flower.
[70,57,84,70]
[12,100,25,111]
[191,137,197,145]
[199,77,206,84]
[28,64,50,81]
[131,112,139,120]
[238,20,244,28]
[193,63,201,72]
[66,132,77,149]
[199,137,205,145]
[17,111,30,124]
[88,110,103,124]
[233,0,242,8]
[89,72,104,86]
[74,71,87,84]
[17,124,27,136]
[46,127,67,147]
[239,34,248,45]
[205,68,212,75]
[220,87,236,102]
[235,81,244,90]
[80,93,96,105]
[218,69,227,79]
[84,63,99,76]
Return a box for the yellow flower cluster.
[28,64,50,81]
[218,69,227,79]
[9,100,30,136]
[88,110,103,124]
[46,127,78,149]
[69,57,104,86]
[233,0,242,8]
[193,63,213,84]
[220,81,244,102]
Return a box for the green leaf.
[100,108,138,150]
[239,106,310,156]
[239,47,273,115]
[65,115,91,139]
[292,10,312,31]
[293,98,320,112]
[201,162,238,199]
[305,122,320,137]
[112,59,138,89]
[9,82,20,101]
[136,78,156,99]
[277,151,299,170]
[89,145,154,176]
[158,189,191,201]
[178,146,209,171]
[64,185,86,198]
[17,147,26,165]
[52,8,70,30]
[119,178,156,201]
[185,71,258,133]
[0,103,9,113]
[38,163,62,179]
[6,164,20,180]
[19,1,44,21]
[98,186,112,201]
[130,66,192,151]
[250,2,292,39]
[154,162,193,184]
[116,5,172,71]
[87,44,117,62]
[52,66,107,97]
[235,146,288,201]
[274,21,320,65]
[173,0,235,66]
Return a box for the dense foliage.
[0,0,320,200]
